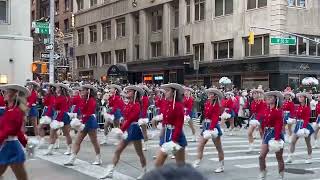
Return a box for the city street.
[4,125,320,180]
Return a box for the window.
[89,54,97,67]
[77,0,83,10]
[40,5,49,18]
[55,1,59,14]
[151,42,162,57]
[102,21,111,40]
[244,35,269,56]
[194,43,204,61]
[90,0,97,7]
[77,28,84,45]
[195,0,205,21]
[0,0,8,23]
[173,4,179,28]
[173,39,179,56]
[151,10,162,32]
[247,0,267,9]
[289,36,320,56]
[77,56,85,68]
[64,19,69,33]
[65,0,70,11]
[116,18,126,38]
[135,15,139,34]
[89,25,97,43]
[288,0,306,7]
[55,22,59,29]
[186,0,191,23]
[215,0,233,16]
[185,36,191,53]
[101,52,112,65]
[64,44,69,57]
[212,40,233,59]
[116,49,126,63]
[135,45,140,60]
[169,72,177,83]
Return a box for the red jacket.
[162,100,184,142]
[108,95,124,114]
[54,95,69,121]
[204,100,222,130]
[155,96,165,114]
[262,107,283,140]
[0,95,5,107]
[316,103,320,117]
[0,106,27,147]
[282,100,295,118]
[140,96,149,118]
[295,105,311,128]
[80,97,96,124]
[43,94,55,117]
[121,101,141,132]
[27,90,37,108]
[71,95,82,113]
[183,96,194,115]
[222,98,235,113]
[250,100,267,121]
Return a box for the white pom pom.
[67,113,77,119]
[287,118,296,125]
[268,139,284,153]
[161,141,181,154]
[203,130,213,140]
[50,120,64,130]
[296,129,305,137]
[70,118,84,131]
[152,114,163,122]
[122,132,128,140]
[157,122,163,130]
[107,128,124,144]
[249,119,260,126]
[103,113,114,123]
[184,115,191,123]
[221,112,231,120]
[312,122,318,130]
[304,128,310,137]
[39,116,52,125]
[138,118,149,126]
[203,129,219,140]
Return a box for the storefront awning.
[107,64,128,76]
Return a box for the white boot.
[192,159,201,168]
[305,155,312,164]
[45,144,54,155]
[312,140,319,149]
[285,154,293,164]
[142,141,148,151]
[54,139,60,149]
[214,160,224,173]
[136,167,147,180]
[64,154,76,166]
[92,154,102,165]
[278,171,284,180]
[64,144,72,155]
[258,170,267,180]
[248,143,254,152]
[100,136,108,145]
[37,137,46,149]
[100,165,115,179]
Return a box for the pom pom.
[138,118,149,126]
[50,120,64,130]
[67,113,77,119]
[103,113,114,123]
[219,77,232,85]
[296,128,310,137]
[268,139,284,153]
[287,118,296,125]
[152,114,163,122]
[203,129,219,140]
[249,119,260,126]
[161,141,182,155]
[39,116,52,125]
[70,118,85,131]
[184,115,191,123]
[157,122,163,130]
[221,112,231,120]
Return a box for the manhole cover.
[285,168,314,174]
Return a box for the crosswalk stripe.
[35,149,135,180]
[186,144,260,151]
[234,157,320,168]
[210,150,320,161]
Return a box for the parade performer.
[183,87,197,142]
[151,88,165,129]
[45,83,72,155]
[259,91,285,180]
[238,90,248,128]
[101,85,146,179]
[192,88,225,173]
[0,90,6,116]
[64,84,102,166]
[286,92,314,164]
[282,88,295,142]
[138,85,151,151]
[0,84,29,180]
[26,81,40,136]
[221,91,236,135]
[101,84,124,145]
[154,83,187,167]
[313,94,320,148]
[247,87,267,152]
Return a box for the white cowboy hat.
[265,91,284,105]
[0,84,30,97]
[205,88,224,100]
[283,91,295,98]
[155,88,166,94]
[160,83,185,95]
[225,91,234,96]
[139,84,151,94]
[296,92,312,100]
[26,81,40,88]
[184,87,194,93]
[107,84,122,93]
[241,90,248,96]
[54,83,70,91]
[251,87,264,94]
[81,84,98,93]
[124,85,144,97]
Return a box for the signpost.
[41,52,60,60]
[33,22,50,35]
[270,37,296,45]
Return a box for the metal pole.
[49,0,55,83]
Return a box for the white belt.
[204,119,211,123]
[164,124,175,129]
[284,111,290,113]
[0,106,5,109]
[5,136,18,141]
[131,122,138,125]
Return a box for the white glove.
[184,115,191,123]
[287,118,296,125]
[152,114,163,122]
[138,118,149,126]
[103,113,114,123]
[268,139,284,153]
[39,116,52,125]
[249,119,260,126]
[304,128,310,137]
[157,122,163,130]
[221,112,231,120]
[161,141,182,155]
[70,118,85,131]
[296,128,310,137]
[67,113,77,119]
[50,120,64,130]
[203,129,219,140]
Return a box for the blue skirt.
[200,121,223,137]
[113,109,123,122]
[83,115,99,132]
[159,127,187,148]
[262,128,284,144]
[316,117,320,124]
[125,123,144,142]
[0,108,5,116]
[28,106,38,118]
[188,111,196,119]
[283,111,290,124]
[0,140,25,165]
[294,120,314,136]
[62,112,71,125]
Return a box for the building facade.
[31,0,74,81]
[73,0,320,90]
[0,0,33,84]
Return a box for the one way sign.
[41,53,61,60]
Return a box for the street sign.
[45,44,53,51]
[270,37,296,45]
[34,22,50,35]
[41,52,60,60]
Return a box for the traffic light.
[248,31,255,45]
[31,62,41,73]
[41,62,48,74]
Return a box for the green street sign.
[270,37,296,45]
[33,22,50,35]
